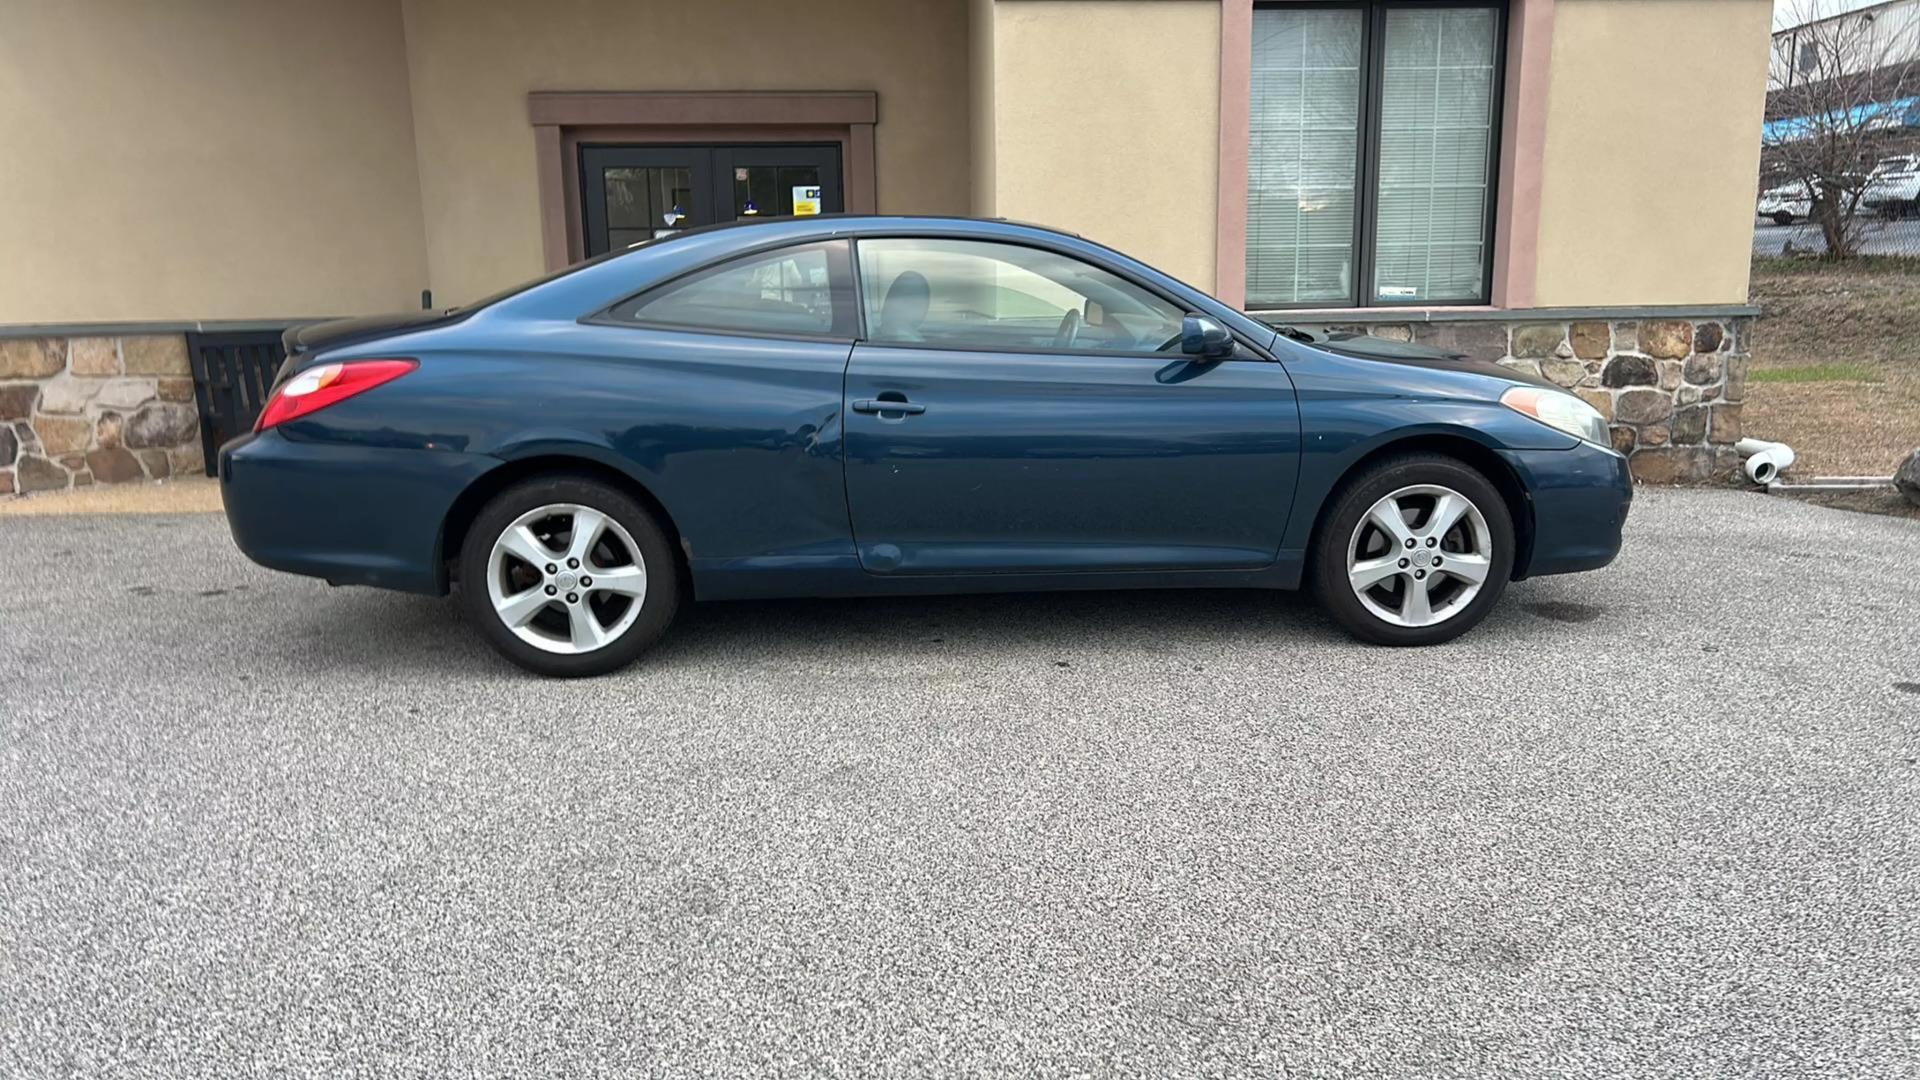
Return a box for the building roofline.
[1774,0,1912,38]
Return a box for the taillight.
[254,359,418,432]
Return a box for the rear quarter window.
[605,242,841,337]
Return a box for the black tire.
[1771,210,1795,226]
[458,475,680,677]
[1310,454,1515,647]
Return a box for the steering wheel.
[1052,308,1081,349]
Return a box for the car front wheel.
[459,476,679,677]
[1312,454,1515,646]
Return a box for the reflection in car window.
[857,238,1185,353]
[609,243,836,336]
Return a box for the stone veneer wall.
[1324,317,1752,484]
[0,336,204,496]
[2,317,1752,495]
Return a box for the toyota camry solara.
[220,216,1630,677]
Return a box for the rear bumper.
[1500,441,1633,579]
[219,430,491,594]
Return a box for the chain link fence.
[1754,142,1920,259]
[1753,209,1920,258]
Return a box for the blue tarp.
[1765,95,1920,142]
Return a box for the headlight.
[1500,385,1612,448]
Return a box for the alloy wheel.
[1345,484,1493,628]
[484,503,648,654]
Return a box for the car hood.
[1283,327,1560,390]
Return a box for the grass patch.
[1745,260,1920,477]
[1758,253,1920,274]
[1749,362,1884,383]
[1751,255,1920,276]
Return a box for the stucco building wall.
[400,0,974,305]
[0,0,430,325]
[1532,0,1773,307]
[0,0,1776,321]
[976,0,1223,291]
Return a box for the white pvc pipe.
[1735,438,1796,485]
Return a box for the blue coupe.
[221,216,1630,676]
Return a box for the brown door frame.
[528,91,878,270]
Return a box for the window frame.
[849,234,1268,362]
[587,237,860,342]
[1247,0,1508,311]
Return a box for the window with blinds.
[1246,8,1363,307]
[1246,3,1503,309]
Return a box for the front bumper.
[1500,441,1633,579]
[219,429,492,595]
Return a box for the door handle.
[852,398,926,415]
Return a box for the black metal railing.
[185,330,287,476]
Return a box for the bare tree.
[1766,0,1920,258]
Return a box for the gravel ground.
[0,476,222,517]
[1,490,1916,1078]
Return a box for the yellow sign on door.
[792,185,822,216]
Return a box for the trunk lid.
[281,311,462,359]
[274,310,465,388]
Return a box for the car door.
[579,238,859,571]
[843,235,1301,575]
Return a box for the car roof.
[629,213,1085,245]
[464,213,1283,351]
[493,215,1127,320]
[595,214,1110,286]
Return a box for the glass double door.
[580,144,844,256]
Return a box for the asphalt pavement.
[1752,215,1920,256]
[1,490,1916,1078]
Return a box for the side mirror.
[1180,314,1235,360]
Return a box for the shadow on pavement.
[288,584,1361,677]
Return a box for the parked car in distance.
[1863,154,1920,217]
[220,216,1632,677]
[1757,178,1815,225]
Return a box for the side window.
[857,238,1186,353]
[607,241,844,337]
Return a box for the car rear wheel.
[459,476,679,677]
[1771,210,1795,226]
[1311,454,1515,646]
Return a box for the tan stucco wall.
[401,0,973,305]
[970,0,998,218]
[0,0,1778,325]
[0,0,428,324]
[1532,0,1772,307]
[978,0,1221,290]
